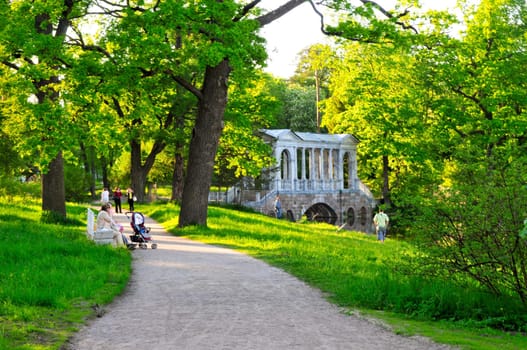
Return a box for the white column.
[328,148,334,180]
[310,148,316,180]
[320,148,324,180]
[301,147,306,180]
[291,146,297,190]
[274,147,282,191]
[337,149,344,189]
[351,150,358,190]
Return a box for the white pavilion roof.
[260,129,359,145]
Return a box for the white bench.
[86,208,114,245]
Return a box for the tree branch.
[360,0,418,34]
[169,73,203,100]
[256,0,306,27]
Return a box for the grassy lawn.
[144,202,527,350]
[0,198,132,350]
[1,196,526,350]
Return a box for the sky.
[259,0,459,78]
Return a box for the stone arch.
[304,202,337,225]
[286,209,295,222]
[280,149,291,180]
[346,207,355,226]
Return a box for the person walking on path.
[373,208,390,242]
[67,215,451,350]
[126,187,135,212]
[113,187,123,214]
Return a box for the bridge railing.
[272,178,346,193]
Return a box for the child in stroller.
[126,211,158,249]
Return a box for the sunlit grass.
[2,194,525,350]
[0,198,132,350]
[143,202,527,350]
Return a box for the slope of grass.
[0,197,132,350]
[2,194,526,350]
[144,202,527,350]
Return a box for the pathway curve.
[66,215,454,350]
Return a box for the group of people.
[100,186,136,213]
[97,186,138,250]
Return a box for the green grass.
[0,197,132,350]
[143,202,527,350]
[2,193,526,350]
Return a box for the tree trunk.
[171,112,186,202]
[79,142,97,199]
[178,60,231,227]
[42,151,66,218]
[382,154,391,206]
[130,138,166,202]
[34,4,74,220]
[101,156,110,190]
[171,151,185,202]
[130,139,147,201]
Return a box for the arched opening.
[343,152,350,189]
[304,203,338,225]
[346,207,355,226]
[280,150,290,180]
[297,148,302,179]
[305,149,310,179]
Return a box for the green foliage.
[322,41,436,208]
[391,0,527,307]
[275,84,318,132]
[215,72,277,183]
[0,197,131,349]
[409,157,527,307]
[0,177,41,199]
[0,127,23,177]
[320,3,527,298]
[63,162,93,203]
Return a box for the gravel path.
[66,215,454,350]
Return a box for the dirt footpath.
[66,215,454,350]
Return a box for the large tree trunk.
[130,138,166,202]
[130,140,147,202]
[171,111,186,202]
[42,152,66,218]
[178,60,231,227]
[34,2,74,220]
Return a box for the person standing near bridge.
[274,195,282,219]
[373,208,389,242]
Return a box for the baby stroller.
[126,211,157,249]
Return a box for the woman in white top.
[100,187,110,203]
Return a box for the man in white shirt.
[373,208,389,242]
